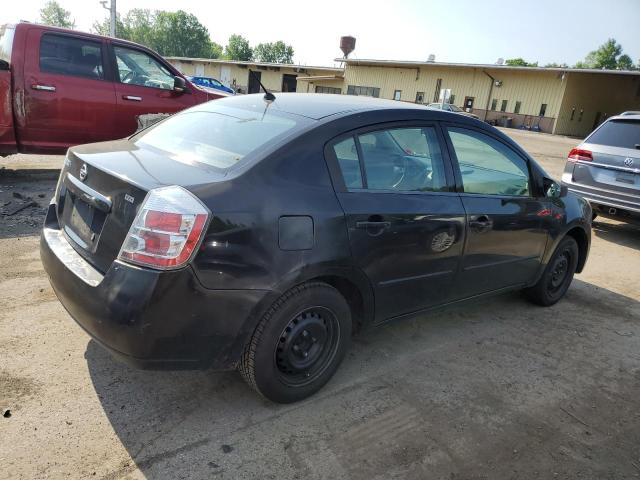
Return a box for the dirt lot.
[1,130,639,480]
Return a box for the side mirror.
[173,76,186,93]
[544,179,568,198]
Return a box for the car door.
[327,124,466,323]
[443,125,548,299]
[110,43,197,139]
[20,30,117,152]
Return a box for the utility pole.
[100,0,116,37]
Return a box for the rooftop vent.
[427,54,436,62]
[496,57,505,65]
[340,36,356,58]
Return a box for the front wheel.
[525,236,579,306]
[239,282,351,403]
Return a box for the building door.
[463,96,475,112]
[248,70,261,94]
[220,66,231,86]
[195,64,205,76]
[281,74,297,92]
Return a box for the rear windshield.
[587,120,640,149]
[135,105,306,170]
[0,25,15,65]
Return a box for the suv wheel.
[525,236,579,306]
[239,282,351,403]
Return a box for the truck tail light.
[118,186,209,270]
[568,148,592,162]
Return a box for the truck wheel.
[239,282,351,403]
[525,236,579,306]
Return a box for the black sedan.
[41,93,592,403]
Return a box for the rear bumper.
[562,174,640,218]
[40,215,269,370]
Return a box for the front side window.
[334,127,447,192]
[114,46,175,90]
[39,34,104,80]
[447,127,530,196]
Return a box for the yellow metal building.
[167,56,640,138]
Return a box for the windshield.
[135,105,305,170]
[0,25,15,65]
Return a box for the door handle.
[469,215,493,231]
[31,84,56,92]
[356,221,391,229]
[123,95,142,101]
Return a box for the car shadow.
[85,277,640,479]
[592,218,640,252]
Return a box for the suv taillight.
[118,186,209,270]
[568,148,592,162]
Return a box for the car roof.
[606,114,640,121]
[219,93,433,120]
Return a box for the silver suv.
[561,114,640,225]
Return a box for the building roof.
[335,58,640,76]
[166,57,342,73]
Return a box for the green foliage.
[505,58,538,67]
[40,0,75,29]
[92,9,220,58]
[253,41,294,64]
[575,38,637,70]
[224,34,253,61]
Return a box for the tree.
[505,58,538,67]
[544,62,568,68]
[40,0,75,29]
[575,38,637,70]
[210,42,223,59]
[253,41,294,64]
[224,34,253,61]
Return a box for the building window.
[415,91,425,103]
[514,101,521,114]
[570,107,575,120]
[433,78,442,102]
[500,100,508,112]
[491,99,498,110]
[315,86,342,94]
[347,85,380,97]
[539,103,547,117]
[393,90,402,101]
[449,94,456,105]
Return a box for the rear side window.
[0,25,15,65]
[587,120,640,149]
[333,127,448,192]
[447,127,530,196]
[39,34,104,80]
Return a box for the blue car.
[187,76,235,94]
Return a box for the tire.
[525,236,579,306]
[239,282,351,403]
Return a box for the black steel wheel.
[239,282,351,403]
[525,236,579,306]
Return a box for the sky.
[4,0,640,68]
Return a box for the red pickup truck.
[0,22,224,156]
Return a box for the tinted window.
[135,106,302,170]
[333,137,363,188]
[0,25,15,64]
[39,34,104,80]
[448,127,530,196]
[357,127,447,192]
[114,46,174,90]
[587,120,640,149]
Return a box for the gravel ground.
[1,130,639,480]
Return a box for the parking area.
[1,129,639,480]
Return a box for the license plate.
[67,196,94,244]
[616,172,636,185]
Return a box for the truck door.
[20,30,117,153]
[110,44,198,139]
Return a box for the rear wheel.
[239,282,351,403]
[525,236,579,306]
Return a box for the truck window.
[114,46,175,90]
[39,34,104,80]
[0,25,15,65]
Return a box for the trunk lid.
[56,139,227,273]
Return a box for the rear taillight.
[568,148,592,162]
[118,186,209,270]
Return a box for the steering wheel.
[121,70,135,83]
